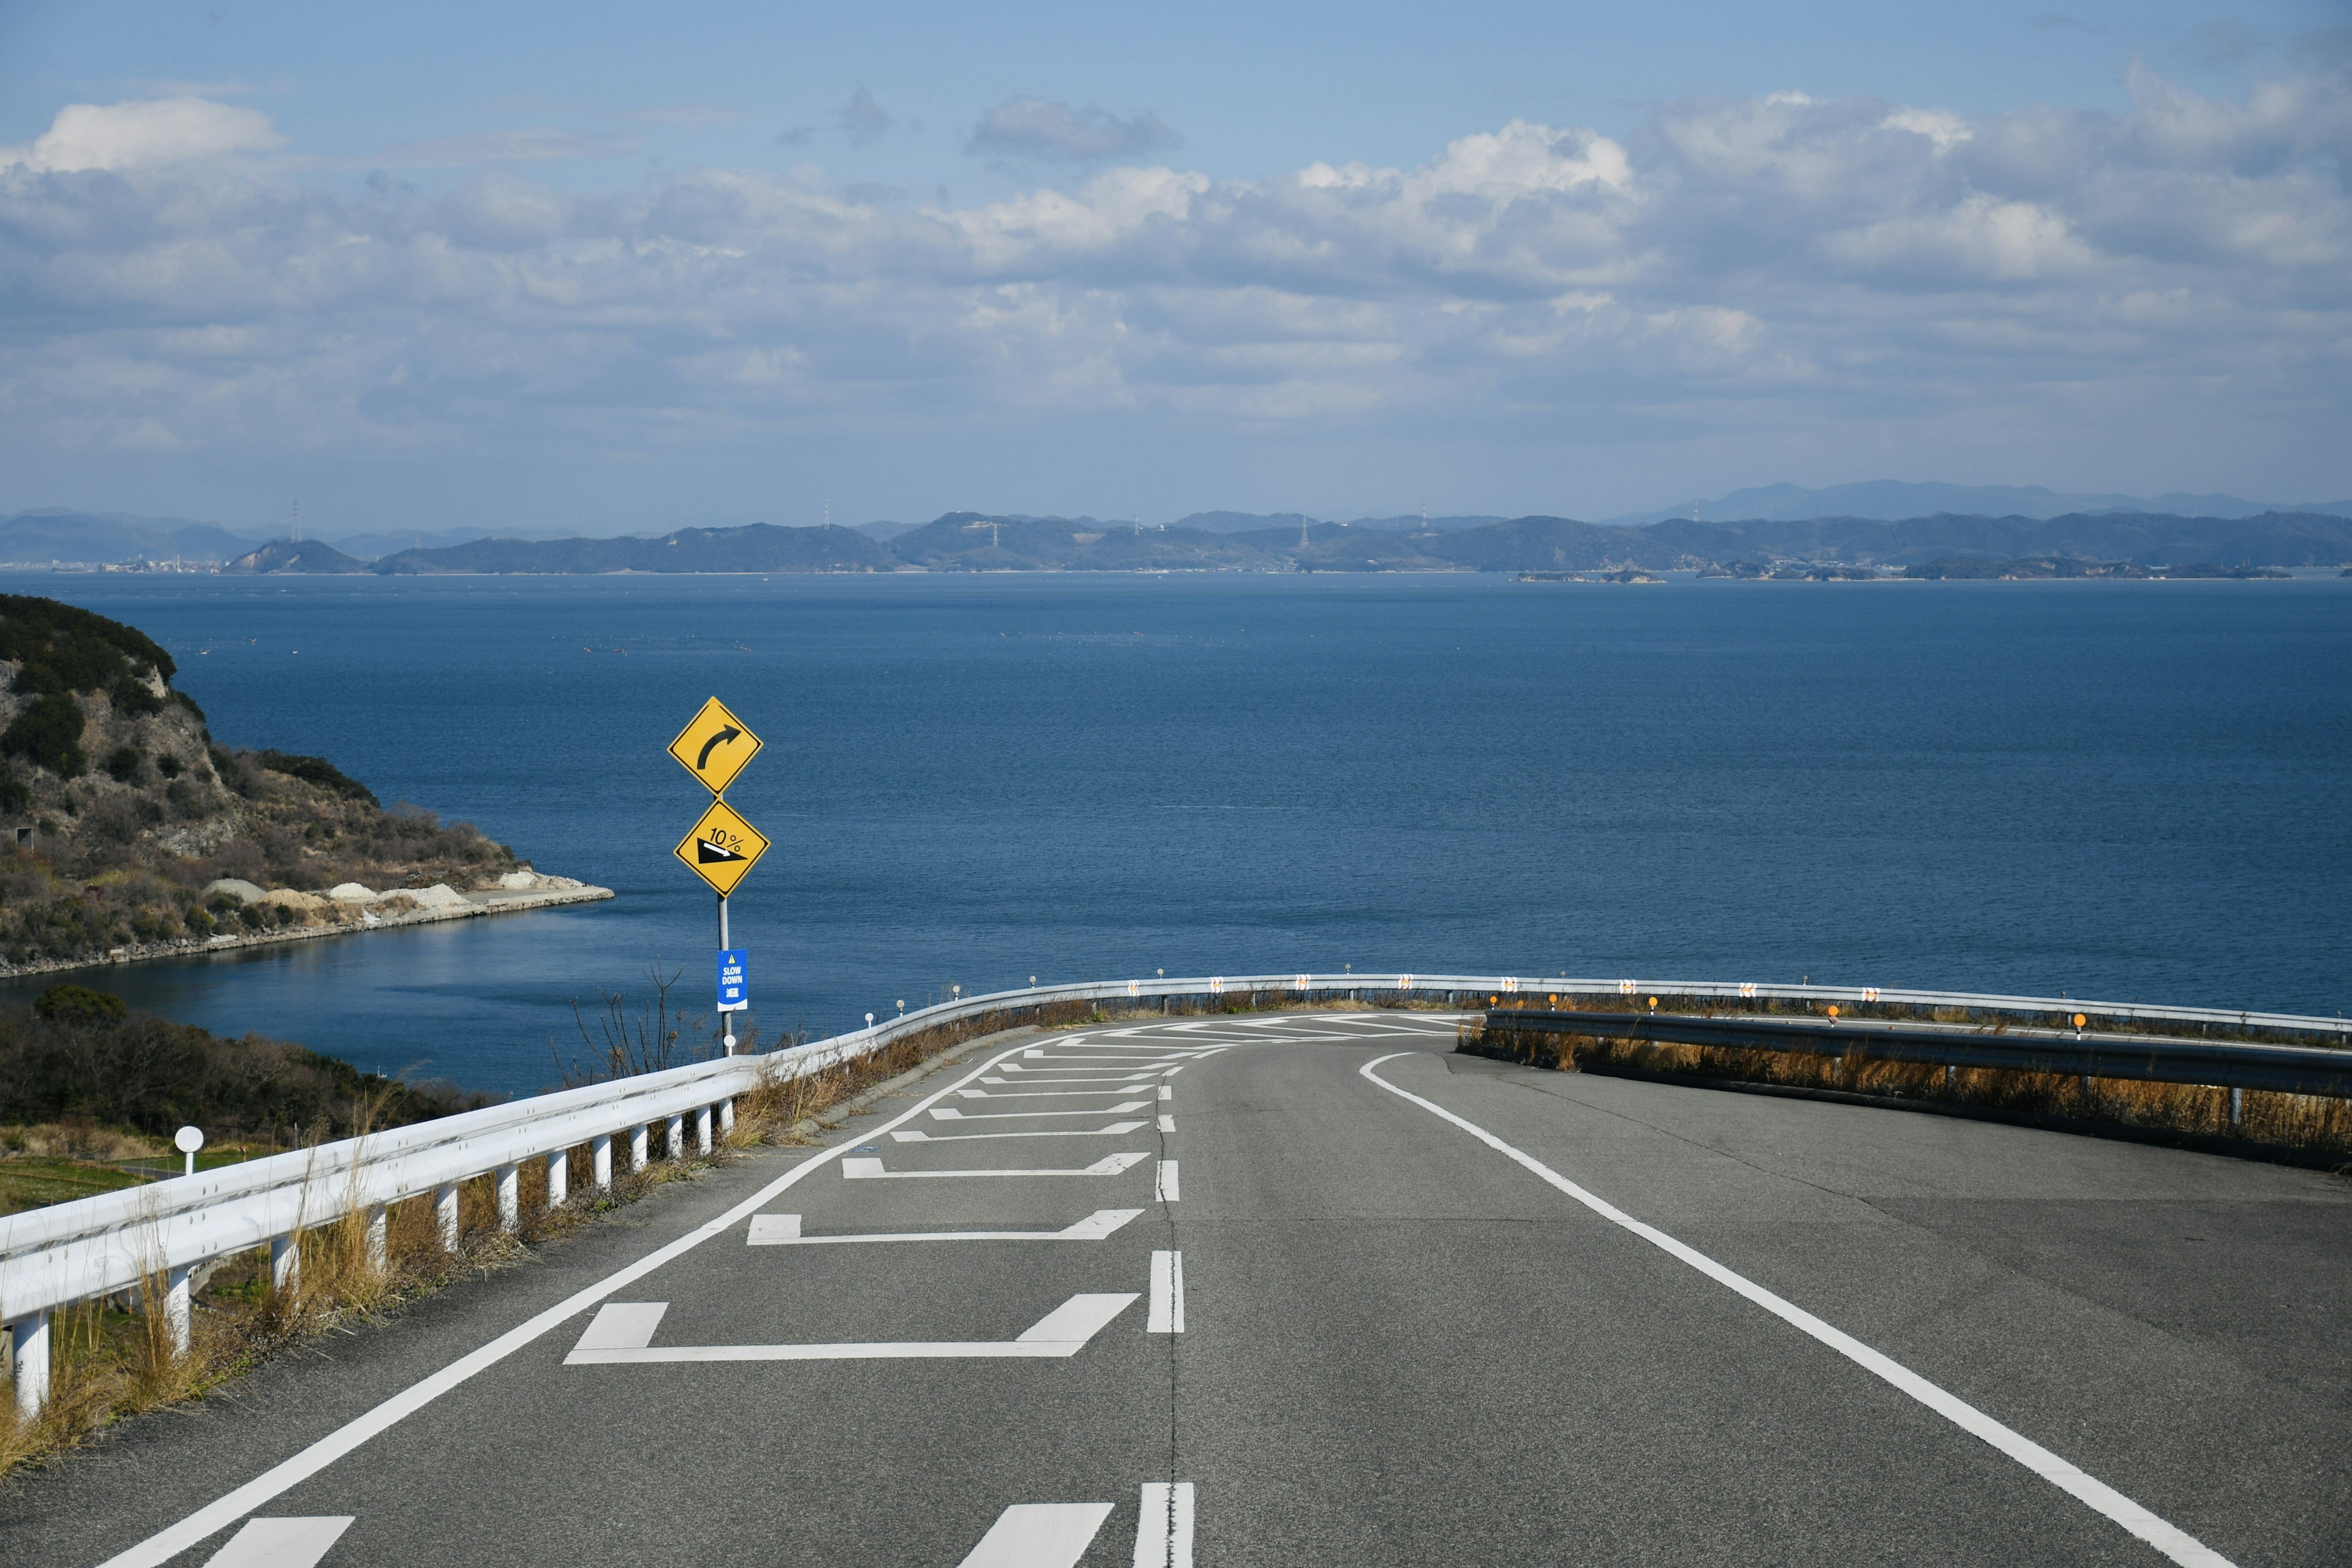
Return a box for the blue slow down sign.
[717,948,749,1012]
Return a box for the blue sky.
[1,1,2346,532]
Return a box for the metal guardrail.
[1480,1010,2352,1098]
[6,969,2345,1417]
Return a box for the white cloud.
[0,96,282,172]
[0,73,2345,486]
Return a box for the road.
[7,1010,2349,1566]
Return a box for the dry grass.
[1461,1020,2352,1159]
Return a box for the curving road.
[8,1010,2349,1566]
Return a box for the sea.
[1,570,2343,1096]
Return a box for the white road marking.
[565,1292,1140,1363]
[1155,1161,1179,1202]
[956,1502,1115,1568]
[1358,1054,2238,1568]
[933,1102,1148,1121]
[1157,1115,1175,1133]
[1131,1482,1196,1568]
[842,1153,1150,1180]
[960,1087,1140,1099]
[986,1072,1162,1085]
[894,1122,1147,1142]
[571,1301,668,1351]
[1148,1251,1185,1333]
[94,1030,1066,1568]
[996,1066,1169,1077]
[202,1518,353,1568]
[1157,1084,1172,1101]
[748,1210,1142,1245]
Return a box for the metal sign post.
[669,697,767,1056]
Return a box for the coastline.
[0,879,614,982]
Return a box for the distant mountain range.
[6,494,2351,576]
[214,508,2352,575]
[0,508,265,564]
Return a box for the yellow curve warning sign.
[668,696,763,796]
[674,797,771,897]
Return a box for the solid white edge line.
[96,1034,1055,1568]
[1355,1052,2236,1568]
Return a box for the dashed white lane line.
[893,1121,1147,1142]
[932,1102,1149,1120]
[563,1292,1140,1363]
[748,1210,1142,1245]
[1157,1083,1172,1101]
[202,1518,353,1568]
[1131,1483,1196,1568]
[1156,1115,1175,1133]
[1147,1251,1185,1334]
[1358,1053,2237,1568]
[1155,1160,1179,1203]
[955,1502,1115,1568]
[93,1030,1066,1568]
[842,1153,1150,1180]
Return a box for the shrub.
[34,984,129,1025]
[1,692,88,777]
[253,750,379,807]
[154,753,181,779]
[104,746,142,783]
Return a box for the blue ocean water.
[2,571,2344,1094]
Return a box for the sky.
[1,1,2347,534]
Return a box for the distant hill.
[345,508,2352,574]
[224,539,370,575]
[320,526,515,559]
[0,510,263,565]
[372,522,890,574]
[1604,481,2352,527]
[13,503,2350,577]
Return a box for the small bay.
[1,570,2343,1096]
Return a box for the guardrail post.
[665,1114,685,1161]
[434,1182,461,1252]
[591,1133,613,1191]
[629,1125,650,1173]
[2230,1087,2245,1129]
[365,1205,388,1276]
[695,1105,713,1155]
[496,1164,520,1232]
[11,1312,51,1417]
[545,1150,568,1208]
[270,1235,301,1297]
[164,1264,193,1355]
[719,1098,735,1137]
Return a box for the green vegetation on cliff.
[0,594,519,968]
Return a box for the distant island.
[0,595,608,976]
[5,498,2350,579]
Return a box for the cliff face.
[0,594,520,967]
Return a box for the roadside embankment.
[1457,1008,2352,1167]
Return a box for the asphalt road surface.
[7,1010,2349,1566]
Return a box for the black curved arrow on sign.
[696,726,742,771]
